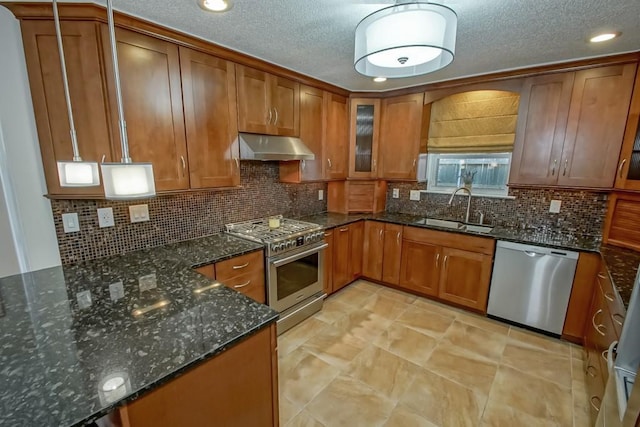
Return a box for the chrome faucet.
[448,186,472,223]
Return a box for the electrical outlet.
[392,188,400,199]
[76,290,92,309]
[318,190,324,201]
[109,281,125,301]
[129,204,150,223]
[62,213,80,233]
[97,207,115,228]
[138,273,157,292]
[549,200,562,213]
[409,190,421,201]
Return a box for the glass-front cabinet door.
[616,67,640,191]
[349,98,380,178]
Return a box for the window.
[425,152,511,196]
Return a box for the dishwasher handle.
[524,250,544,257]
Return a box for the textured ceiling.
[9,0,640,91]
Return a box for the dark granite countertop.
[600,245,640,308]
[0,234,277,427]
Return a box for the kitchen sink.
[414,218,463,229]
[461,224,494,234]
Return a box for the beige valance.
[427,90,520,153]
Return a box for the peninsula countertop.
[0,234,277,427]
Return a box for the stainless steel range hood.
[238,133,315,161]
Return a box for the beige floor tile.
[395,305,454,338]
[442,320,508,363]
[286,409,326,427]
[570,343,587,361]
[350,279,384,294]
[508,327,571,356]
[399,367,487,427]
[501,341,572,388]
[424,341,498,395]
[488,365,573,426]
[374,322,437,366]
[412,295,461,318]
[383,404,438,427]
[313,297,351,325]
[301,325,368,370]
[363,293,410,320]
[455,311,510,335]
[572,379,594,426]
[481,400,565,427]
[279,347,341,407]
[332,308,393,342]
[333,285,377,308]
[377,286,418,304]
[345,345,420,402]
[306,375,396,427]
[279,395,303,426]
[571,356,587,383]
[278,317,330,356]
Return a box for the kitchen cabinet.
[327,180,387,213]
[179,47,240,188]
[510,64,637,188]
[324,93,349,180]
[119,324,278,427]
[562,252,600,343]
[331,221,364,292]
[101,27,190,192]
[603,192,640,252]
[378,93,424,180]
[236,65,299,136]
[349,98,381,178]
[323,229,334,296]
[398,226,495,312]
[20,20,114,197]
[362,221,402,285]
[615,65,640,191]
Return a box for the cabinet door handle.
[324,232,331,237]
[590,396,601,412]
[101,154,106,163]
[563,159,568,176]
[234,158,240,170]
[618,158,627,179]
[612,313,624,326]
[180,155,186,177]
[412,158,417,170]
[585,364,597,378]
[602,349,609,363]
[232,262,250,270]
[604,291,614,302]
[372,159,377,171]
[274,107,279,126]
[396,231,401,246]
[339,227,348,232]
[234,280,251,289]
[378,228,383,240]
[443,255,448,269]
[327,158,332,169]
[301,160,306,171]
[597,272,607,279]
[267,108,273,125]
[551,159,557,176]
[592,309,606,336]
[435,253,440,268]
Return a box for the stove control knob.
[271,244,278,253]
[305,235,312,243]
[287,241,294,249]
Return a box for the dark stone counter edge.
[77,316,278,427]
[189,247,265,269]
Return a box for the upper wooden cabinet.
[324,93,349,180]
[21,20,114,197]
[615,65,640,191]
[236,65,299,136]
[349,98,381,178]
[378,93,424,180]
[102,27,189,192]
[179,47,240,188]
[510,63,637,188]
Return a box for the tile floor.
[277,280,592,427]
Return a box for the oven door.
[267,243,327,313]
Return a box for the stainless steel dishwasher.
[487,240,579,335]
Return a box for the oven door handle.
[271,243,328,267]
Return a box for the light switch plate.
[318,190,324,201]
[97,207,115,228]
[392,188,400,199]
[409,190,421,201]
[549,200,562,213]
[129,204,150,223]
[62,213,80,233]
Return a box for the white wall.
[0,6,61,277]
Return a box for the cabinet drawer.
[220,269,266,304]
[216,251,264,280]
[596,268,625,337]
[584,345,605,421]
[402,226,495,255]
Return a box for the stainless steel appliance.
[487,240,579,335]
[225,215,326,334]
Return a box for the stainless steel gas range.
[225,215,327,334]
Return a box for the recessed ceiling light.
[589,32,620,43]
[199,0,233,12]
[373,77,387,82]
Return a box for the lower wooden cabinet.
[437,247,492,311]
[362,221,402,285]
[119,324,278,427]
[331,221,364,293]
[323,229,334,296]
[398,240,440,297]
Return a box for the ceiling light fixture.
[101,0,156,200]
[354,0,457,79]
[52,0,100,187]
[199,0,233,12]
[589,32,620,43]
[373,77,387,82]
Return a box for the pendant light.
[354,0,457,79]
[100,0,156,200]
[52,0,100,187]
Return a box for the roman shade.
[427,90,520,153]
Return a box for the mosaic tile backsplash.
[52,162,327,264]
[385,183,608,237]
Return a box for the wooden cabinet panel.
[102,27,189,191]
[332,225,352,291]
[402,226,495,255]
[323,229,334,296]
[324,93,349,180]
[510,73,574,186]
[349,221,364,280]
[179,47,239,188]
[558,64,637,187]
[272,76,299,137]
[562,252,599,343]
[215,251,263,280]
[438,247,492,311]
[603,192,640,252]
[21,20,114,197]
[236,65,271,134]
[362,221,385,281]
[349,98,381,178]
[122,325,277,427]
[379,93,423,180]
[327,180,387,214]
[381,224,402,285]
[615,65,640,191]
[220,269,266,304]
[399,240,440,297]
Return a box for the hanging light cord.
[106,0,131,164]
[52,0,81,162]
